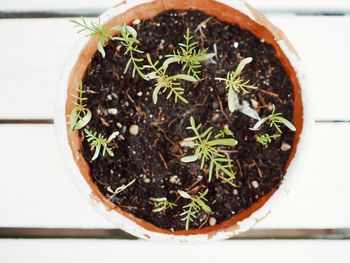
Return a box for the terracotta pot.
[55,0,309,242]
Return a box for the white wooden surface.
[1,0,350,261]
[1,239,349,263]
[1,15,350,120]
[2,0,350,13]
[0,123,349,229]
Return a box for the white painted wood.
[1,239,349,263]
[0,123,349,229]
[1,0,350,13]
[0,16,349,120]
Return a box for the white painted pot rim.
[55,0,312,243]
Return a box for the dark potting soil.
[81,10,295,231]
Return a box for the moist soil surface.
[81,10,295,231]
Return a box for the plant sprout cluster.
[67,17,296,230]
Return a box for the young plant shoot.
[112,24,148,80]
[107,179,136,200]
[215,127,234,139]
[215,57,257,112]
[256,133,281,147]
[68,81,92,133]
[251,104,296,133]
[178,189,212,230]
[84,129,119,161]
[70,17,116,58]
[151,197,177,213]
[163,28,215,80]
[146,54,197,104]
[181,116,237,182]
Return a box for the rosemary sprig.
[84,129,119,161]
[256,133,281,147]
[151,197,177,213]
[107,179,136,200]
[178,189,212,231]
[251,104,296,133]
[70,17,116,58]
[68,81,92,133]
[215,57,257,112]
[146,54,197,104]
[181,116,237,182]
[163,28,215,80]
[112,24,148,80]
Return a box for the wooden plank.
[1,0,350,13]
[1,239,349,262]
[0,123,349,229]
[0,16,349,120]
[1,228,349,239]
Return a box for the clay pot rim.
[55,0,311,242]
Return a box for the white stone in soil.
[251,180,259,189]
[129,124,139,136]
[209,217,217,226]
[107,108,118,115]
[132,19,141,25]
[281,142,292,151]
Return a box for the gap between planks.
[0,228,349,239]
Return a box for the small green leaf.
[250,117,266,131]
[170,74,197,82]
[195,199,212,213]
[228,87,237,112]
[105,147,114,157]
[275,116,296,131]
[107,131,119,142]
[178,190,192,199]
[194,52,215,61]
[97,40,105,58]
[75,109,92,130]
[181,155,199,163]
[163,56,182,68]
[152,84,163,104]
[92,144,101,161]
[233,57,252,79]
[207,138,238,147]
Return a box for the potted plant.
[55,0,307,242]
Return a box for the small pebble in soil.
[209,217,217,226]
[107,94,112,100]
[233,189,239,195]
[281,142,291,151]
[132,19,141,25]
[137,91,143,96]
[251,180,259,189]
[129,124,139,136]
[233,42,239,48]
[159,39,165,50]
[107,108,118,115]
[169,175,178,184]
[116,122,123,128]
[144,178,151,183]
[212,113,220,121]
